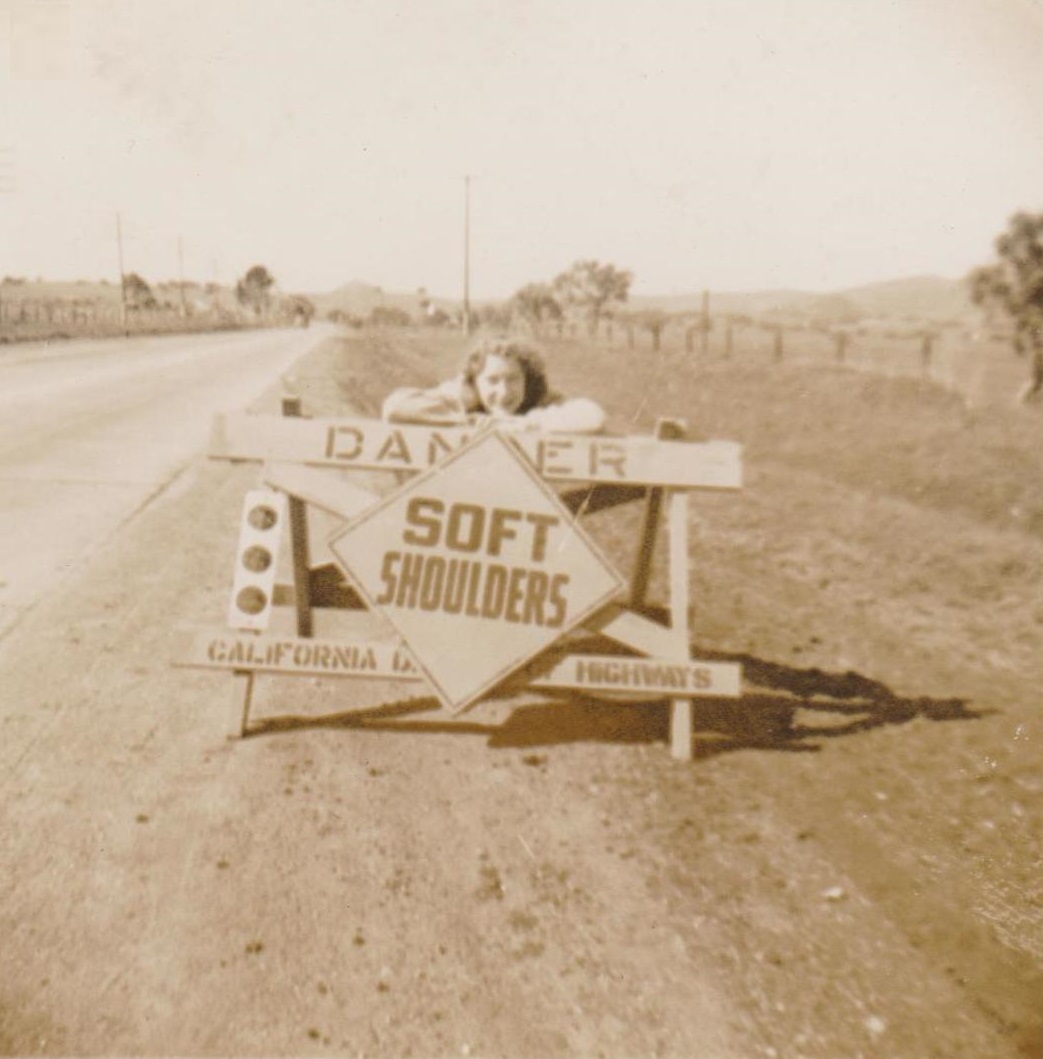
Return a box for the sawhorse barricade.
[177,396,744,760]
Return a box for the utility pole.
[177,236,187,317]
[463,174,471,336]
[700,289,710,357]
[0,147,13,330]
[211,257,221,315]
[116,213,127,329]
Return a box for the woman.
[381,336,606,434]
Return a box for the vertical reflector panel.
[227,489,286,631]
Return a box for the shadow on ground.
[248,647,985,757]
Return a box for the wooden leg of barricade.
[228,671,255,740]
[667,488,693,761]
[630,418,686,609]
[630,486,663,608]
[281,395,314,639]
[288,492,313,638]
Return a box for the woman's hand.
[466,411,538,432]
[523,399,606,434]
[493,415,540,433]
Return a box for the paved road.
[0,328,1037,1057]
[0,325,330,637]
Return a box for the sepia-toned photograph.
[1,1,1041,1056]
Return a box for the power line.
[463,174,472,336]
[116,213,127,329]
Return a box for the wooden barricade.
[177,396,744,760]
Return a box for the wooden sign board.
[328,430,624,713]
[529,654,741,697]
[178,629,422,681]
[178,630,742,705]
[210,412,743,490]
[178,631,741,700]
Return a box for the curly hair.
[458,336,557,414]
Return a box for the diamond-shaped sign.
[329,430,623,712]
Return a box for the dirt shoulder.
[0,331,1038,1058]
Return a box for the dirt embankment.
[0,330,1039,1058]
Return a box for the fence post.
[835,332,847,364]
[920,332,934,376]
[773,327,784,362]
[724,321,733,358]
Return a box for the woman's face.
[475,353,526,415]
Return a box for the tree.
[235,265,276,317]
[122,272,156,310]
[281,294,315,328]
[552,260,632,336]
[511,282,562,333]
[968,211,1043,402]
[474,302,513,330]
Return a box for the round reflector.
[236,586,268,615]
[242,545,272,573]
[247,504,278,531]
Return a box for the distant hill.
[834,276,975,322]
[629,275,977,325]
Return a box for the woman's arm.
[383,379,606,434]
[381,380,468,425]
[521,397,606,434]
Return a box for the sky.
[1,0,1042,299]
